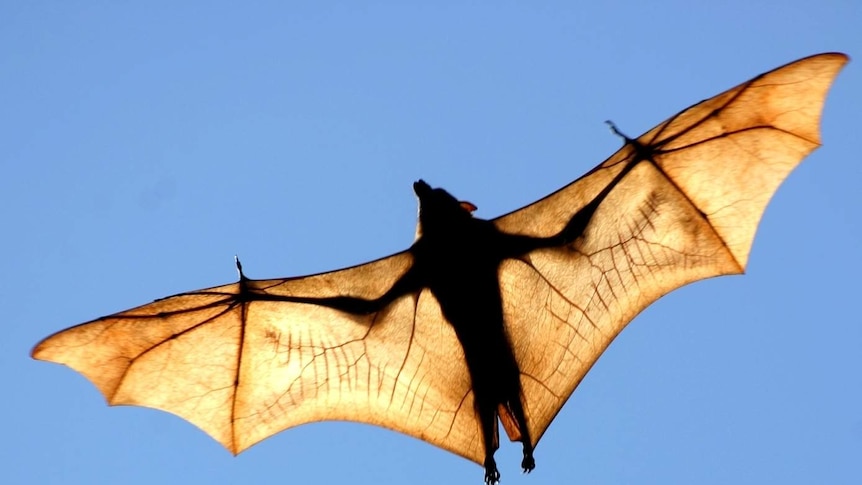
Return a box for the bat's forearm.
[248,266,421,316]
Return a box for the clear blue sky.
[3,2,860,485]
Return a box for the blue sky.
[3,2,860,484]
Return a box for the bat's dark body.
[32,53,847,484]
[407,181,538,483]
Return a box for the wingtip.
[799,52,849,63]
[30,341,45,361]
[804,52,851,69]
[821,51,849,61]
[31,332,59,362]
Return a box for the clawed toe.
[521,454,535,473]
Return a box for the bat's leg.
[480,412,501,484]
[468,390,500,485]
[508,398,535,472]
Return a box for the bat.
[32,52,847,484]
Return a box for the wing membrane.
[496,53,848,444]
[33,251,486,462]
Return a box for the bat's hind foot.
[521,453,535,473]
[483,457,501,485]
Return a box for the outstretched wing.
[32,251,490,463]
[493,52,848,446]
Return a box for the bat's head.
[413,180,477,239]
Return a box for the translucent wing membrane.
[494,53,847,444]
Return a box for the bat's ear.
[459,201,477,213]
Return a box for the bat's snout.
[413,179,432,197]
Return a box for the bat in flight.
[33,52,847,484]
